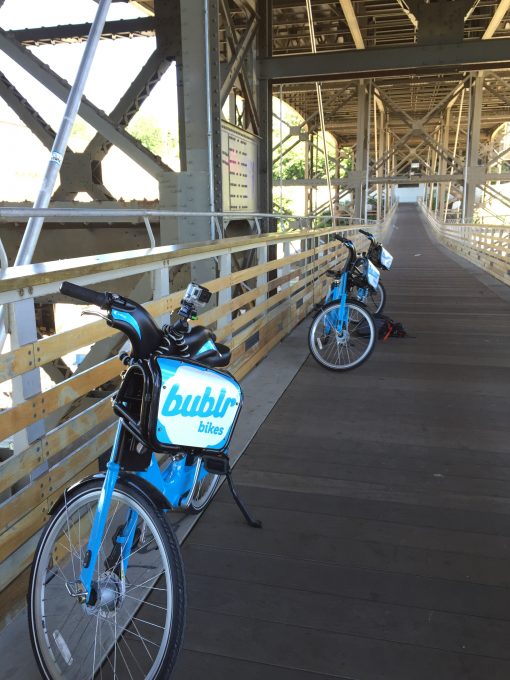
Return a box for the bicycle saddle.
[185,325,231,368]
[326,269,340,278]
[185,325,214,355]
[195,342,231,368]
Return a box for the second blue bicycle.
[308,234,379,370]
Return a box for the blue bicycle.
[308,234,378,370]
[28,281,260,679]
[353,228,393,314]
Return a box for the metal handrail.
[0,207,382,228]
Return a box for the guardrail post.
[152,263,170,325]
[217,252,232,330]
[256,245,268,307]
[8,297,45,458]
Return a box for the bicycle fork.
[65,430,138,607]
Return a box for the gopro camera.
[183,282,212,307]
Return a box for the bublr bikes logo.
[161,384,238,436]
[156,362,242,449]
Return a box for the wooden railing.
[419,202,510,286]
[0,217,392,628]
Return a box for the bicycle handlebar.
[60,281,109,308]
[359,229,374,240]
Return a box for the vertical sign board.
[221,121,259,212]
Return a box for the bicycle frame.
[322,271,350,335]
[77,421,208,601]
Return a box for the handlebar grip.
[359,229,372,237]
[334,234,348,243]
[60,281,109,308]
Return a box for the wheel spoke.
[29,484,184,679]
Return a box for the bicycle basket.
[371,244,393,270]
[365,258,380,290]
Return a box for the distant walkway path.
[174,204,510,680]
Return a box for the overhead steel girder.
[483,81,510,109]
[0,28,171,180]
[8,18,156,46]
[260,39,510,82]
[278,172,510,186]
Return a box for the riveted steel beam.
[8,18,156,46]
[260,39,510,82]
[0,28,170,179]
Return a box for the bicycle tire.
[367,281,386,315]
[354,280,386,315]
[308,300,376,371]
[28,479,186,680]
[188,461,220,513]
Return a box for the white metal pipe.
[14,0,113,267]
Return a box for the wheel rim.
[360,283,384,314]
[310,302,375,370]
[30,488,174,680]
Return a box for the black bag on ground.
[356,313,409,340]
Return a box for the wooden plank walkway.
[173,204,510,680]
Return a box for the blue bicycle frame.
[322,271,350,336]
[78,421,214,599]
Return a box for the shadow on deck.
[174,204,510,680]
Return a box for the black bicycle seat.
[326,269,340,278]
[194,343,231,368]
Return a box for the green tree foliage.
[273,143,352,181]
[128,116,165,155]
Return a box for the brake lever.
[81,310,109,321]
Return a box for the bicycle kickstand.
[225,470,262,528]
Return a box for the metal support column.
[257,0,273,229]
[353,80,369,220]
[464,72,484,222]
[158,0,221,287]
[438,107,451,220]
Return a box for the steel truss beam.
[220,0,259,134]
[8,18,156,46]
[0,72,56,149]
[373,82,466,174]
[220,7,257,104]
[260,39,510,82]
[0,27,171,180]
[53,48,174,200]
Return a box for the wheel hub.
[83,572,126,619]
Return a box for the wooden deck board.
[173,205,510,679]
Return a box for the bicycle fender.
[48,471,173,516]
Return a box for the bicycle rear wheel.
[354,280,386,314]
[365,281,386,315]
[189,460,220,513]
[308,300,376,370]
[28,479,186,680]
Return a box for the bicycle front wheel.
[308,300,376,371]
[28,479,186,680]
